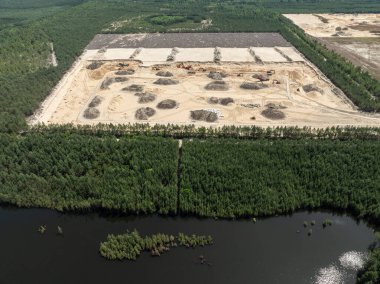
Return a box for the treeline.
[357,246,380,284]
[180,139,380,222]
[28,124,380,141]
[0,133,178,214]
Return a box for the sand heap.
[101,77,128,89]
[88,96,103,107]
[240,82,269,90]
[208,97,234,105]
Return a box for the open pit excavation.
[30,33,380,127]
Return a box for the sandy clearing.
[220,48,254,62]
[284,13,380,38]
[30,59,380,128]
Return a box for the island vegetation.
[99,229,213,260]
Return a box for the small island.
[100,230,213,261]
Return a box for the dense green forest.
[180,139,380,220]
[0,134,178,213]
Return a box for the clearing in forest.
[30,33,380,127]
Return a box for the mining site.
[30,33,380,127]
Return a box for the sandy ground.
[30,55,380,127]
[284,14,380,38]
[220,48,254,62]
[252,47,288,62]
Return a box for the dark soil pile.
[156,71,173,77]
[157,99,177,109]
[135,107,156,120]
[261,108,285,120]
[88,96,103,107]
[154,78,179,85]
[86,61,104,70]
[83,107,100,119]
[122,84,144,92]
[208,72,226,80]
[115,69,135,75]
[303,84,324,94]
[205,81,229,91]
[252,74,269,81]
[240,83,268,90]
[207,97,234,105]
[135,92,156,103]
[101,77,128,89]
[190,110,218,122]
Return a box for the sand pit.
[284,14,380,37]
[30,33,380,128]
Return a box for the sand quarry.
[284,14,380,38]
[30,33,380,127]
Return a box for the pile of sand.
[154,78,179,85]
[135,92,156,103]
[135,107,156,120]
[157,99,177,109]
[84,107,100,119]
[190,110,218,122]
[205,80,229,91]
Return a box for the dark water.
[0,207,375,284]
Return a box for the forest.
[0,133,179,214]
[180,139,380,221]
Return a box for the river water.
[0,207,375,284]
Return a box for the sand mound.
[205,80,229,91]
[156,71,174,77]
[157,99,177,109]
[115,69,135,75]
[135,92,156,103]
[86,61,104,70]
[135,107,156,120]
[208,97,234,105]
[88,96,103,107]
[266,103,286,109]
[261,108,285,120]
[240,82,268,90]
[190,110,218,122]
[122,84,144,92]
[303,84,324,94]
[154,78,179,85]
[100,77,128,89]
[84,107,100,119]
